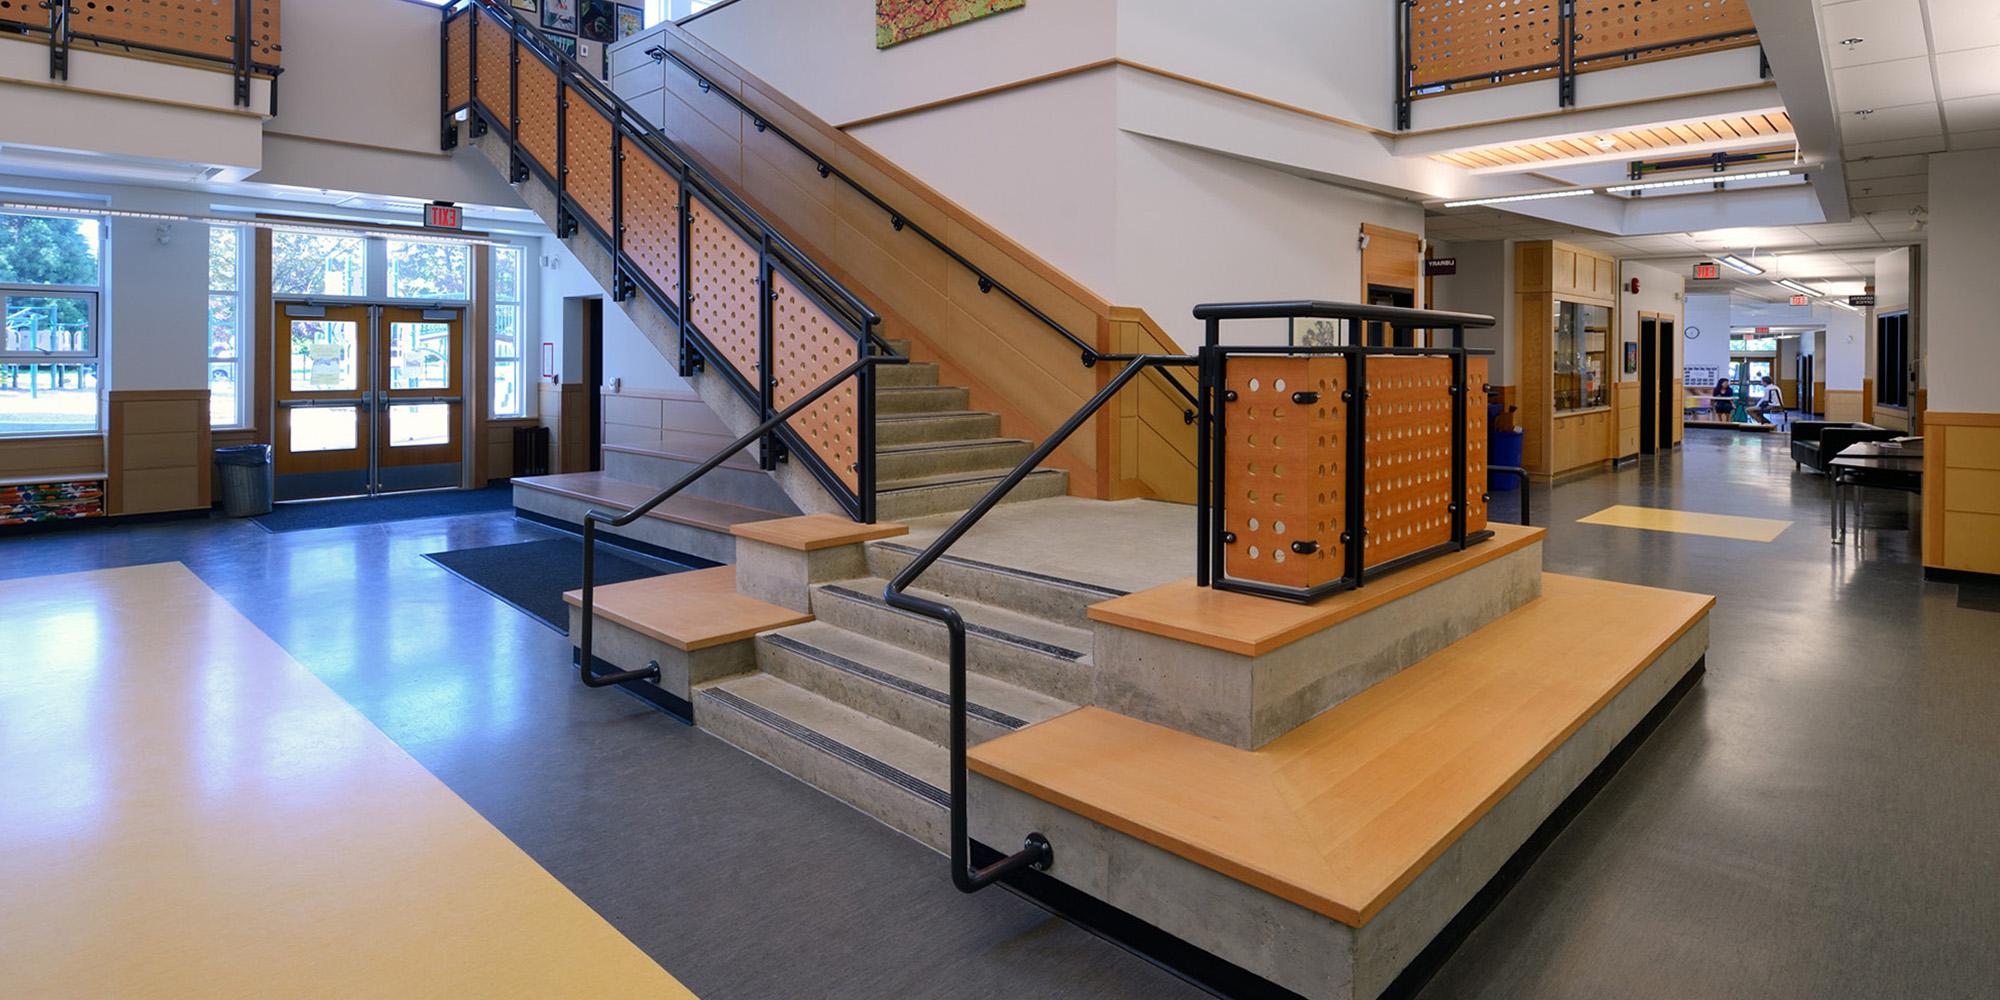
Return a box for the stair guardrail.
[883,353,1197,893]
[1,0,281,109]
[650,47,1199,422]
[579,352,907,691]
[444,0,893,522]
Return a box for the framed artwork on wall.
[543,0,577,33]
[510,0,539,14]
[617,5,644,39]
[579,0,617,43]
[877,0,1024,49]
[1624,341,1640,375]
[547,33,577,58]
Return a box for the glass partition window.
[386,240,470,301]
[288,320,361,392]
[492,245,528,418]
[388,322,452,390]
[1552,300,1610,412]
[1,211,103,435]
[208,226,250,429]
[272,231,367,297]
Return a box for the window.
[1,211,103,436]
[208,226,250,429]
[1876,312,1910,408]
[1729,336,1780,353]
[491,245,529,418]
[1552,300,1610,411]
[386,239,470,301]
[271,230,367,297]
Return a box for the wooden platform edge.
[1085,524,1546,656]
[562,566,812,651]
[730,513,909,551]
[974,576,1715,928]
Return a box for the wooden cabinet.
[1516,240,1619,477]
[1552,408,1612,473]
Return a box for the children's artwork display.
[543,0,577,33]
[617,4,644,39]
[579,0,617,43]
[876,0,1024,49]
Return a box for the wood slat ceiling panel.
[1430,113,1793,169]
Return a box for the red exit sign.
[1693,262,1722,281]
[425,202,463,230]
[1790,294,1809,306]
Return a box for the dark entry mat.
[254,484,516,533]
[1958,579,2000,614]
[424,537,695,633]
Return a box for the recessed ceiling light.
[1840,37,1865,48]
[1854,109,1874,117]
[1594,137,1619,150]
[1441,188,1597,208]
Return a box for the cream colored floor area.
[0,562,696,1000]
[1577,503,1792,542]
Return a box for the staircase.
[694,526,1118,848]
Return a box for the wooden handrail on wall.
[648,21,1196,503]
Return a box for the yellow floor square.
[1577,504,1792,542]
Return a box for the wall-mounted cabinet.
[1516,241,1619,477]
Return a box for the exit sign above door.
[425,202,463,230]
[1693,262,1722,281]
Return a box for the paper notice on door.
[309,343,345,388]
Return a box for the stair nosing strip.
[869,541,1130,600]
[703,687,949,809]
[878,439,1028,456]
[764,632,1030,730]
[874,412,995,423]
[878,470,1061,495]
[817,584,1087,661]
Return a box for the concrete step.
[875,468,1069,521]
[512,473,784,565]
[882,337,914,356]
[875,438,1033,482]
[807,577,1094,704]
[757,621,1073,746]
[863,539,1128,630]
[601,445,800,513]
[875,410,1003,446]
[874,385,970,415]
[873,361,939,388]
[696,672,947,849]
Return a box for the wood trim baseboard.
[1922,411,2000,427]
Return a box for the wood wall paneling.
[1925,413,2000,575]
[539,383,591,475]
[107,390,211,515]
[1515,241,1616,478]
[0,435,105,481]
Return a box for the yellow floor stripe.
[0,563,698,1000]
[1577,504,1791,542]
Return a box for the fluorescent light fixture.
[1604,169,1796,194]
[1719,254,1764,276]
[1774,279,1818,297]
[1,201,510,247]
[1442,188,1597,209]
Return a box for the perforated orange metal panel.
[66,0,236,60]
[1574,0,1755,60]
[1408,0,1563,87]
[445,11,472,114]
[0,1,45,29]
[474,8,514,124]
[1466,358,1490,534]
[687,198,761,386]
[565,88,616,236]
[1221,357,1345,591]
[621,138,682,304]
[249,0,279,65]
[515,51,560,176]
[771,271,860,492]
[1362,357,1457,567]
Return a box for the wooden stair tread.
[514,473,786,532]
[601,430,763,472]
[731,513,908,551]
[563,566,811,651]
[970,573,1714,928]
[1088,523,1545,656]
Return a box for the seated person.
[1750,376,1785,424]
[1711,377,1734,419]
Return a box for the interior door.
[377,307,465,493]
[1656,320,1676,448]
[1638,318,1658,454]
[275,304,373,501]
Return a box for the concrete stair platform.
[875,410,1005,446]
[601,442,801,513]
[873,360,940,388]
[876,468,1069,521]
[875,385,971,415]
[808,577,1095,704]
[863,539,1128,629]
[513,472,787,564]
[876,438,1034,481]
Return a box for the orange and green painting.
[876,0,1025,49]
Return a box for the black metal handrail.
[4,0,281,110]
[446,0,895,521]
[883,353,1197,893]
[580,353,907,690]
[652,47,1199,420]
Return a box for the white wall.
[1616,260,1685,385]
[106,217,210,392]
[1683,293,1732,386]
[537,236,685,391]
[1925,150,1999,412]
[1823,303,1865,389]
[1115,0,1395,131]
[271,0,457,154]
[1426,240,1514,385]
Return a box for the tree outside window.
[1,212,102,435]
[387,240,470,301]
[271,230,366,297]
[492,246,528,418]
[208,226,249,429]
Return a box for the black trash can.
[214,444,274,517]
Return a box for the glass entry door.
[274,303,464,501]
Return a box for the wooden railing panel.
[686,197,762,387]
[445,11,472,113]
[565,89,617,236]
[1467,358,1489,533]
[1362,357,1455,566]
[515,51,560,175]
[771,271,861,492]
[0,1,44,28]
[620,137,683,304]
[1220,356,1347,591]
[249,1,279,64]
[474,10,513,125]
[1574,0,1755,60]
[67,0,236,60]
[1408,0,1564,87]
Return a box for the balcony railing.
[1396,0,1760,129]
[0,1,282,109]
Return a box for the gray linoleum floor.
[5,429,1995,999]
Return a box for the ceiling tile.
[1928,0,2000,54]
[1848,174,1929,197]
[1841,134,1950,158]
[1833,56,1939,111]
[1936,46,2000,99]
[1944,94,2000,132]
[1952,128,2000,149]
[1842,153,1929,178]
[1822,0,1931,68]
[1850,192,1930,215]
[1842,102,1946,142]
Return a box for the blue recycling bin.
[1488,428,1525,491]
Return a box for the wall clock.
[1685,325,1700,340]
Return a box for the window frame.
[1,209,106,438]
[490,243,532,420]
[207,224,253,431]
